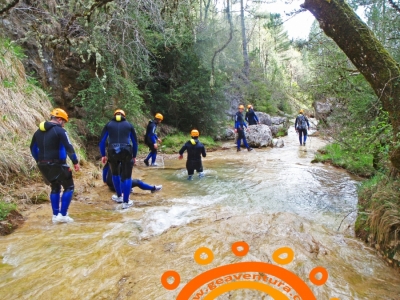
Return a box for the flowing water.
[0,127,399,299]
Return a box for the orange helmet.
[238,105,244,109]
[299,109,304,114]
[247,104,252,109]
[155,113,163,121]
[114,109,126,117]
[51,108,68,122]
[190,129,199,137]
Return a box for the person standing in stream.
[178,129,207,180]
[144,113,163,166]
[245,104,260,125]
[295,109,310,146]
[235,104,253,152]
[30,108,80,223]
[99,109,138,209]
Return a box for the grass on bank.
[312,143,374,177]
[356,173,400,265]
[158,133,220,154]
[0,201,17,221]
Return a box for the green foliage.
[73,68,143,136]
[0,201,17,221]
[1,39,26,60]
[2,78,16,88]
[161,133,219,154]
[147,40,227,135]
[304,21,393,176]
[313,143,374,177]
[24,75,42,95]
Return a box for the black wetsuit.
[99,116,138,180]
[99,116,138,202]
[235,111,250,149]
[245,109,259,125]
[179,138,206,175]
[102,162,154,191]
[30,121,78,216]
[144,120,159,165]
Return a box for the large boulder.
[223,128,236,140]
[254,113,289,137]
[270,116,289,137]
[272,138,285,148]
[255,112,272,126]
[246,124,273,147]
[313,98,334,121]
[270,116,287,125]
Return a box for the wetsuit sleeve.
[202,146,206,158]
[179,144,187,155]
[305,117,310,128]
[254,113,259,123]
[58,128,79,165]
[30,134,39,162]
[130,125,138,157]
[294,116,299,129]
[99,124,109,157]
[245,112,249,122]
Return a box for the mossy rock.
[0,210,24,236]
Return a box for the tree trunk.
[240,0,250,78]
[302,0,400,175]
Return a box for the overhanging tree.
[302,0,400,175]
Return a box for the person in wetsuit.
[30,108,80,223]
[144,113,163,166]
[235,104,253,152]
[245,104,260,125]
[99,109,138,209]
[102,162,162,197]
[178,129,207,180]
[295,109,310,146]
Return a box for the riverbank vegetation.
[302,0,400,266]
[0,38,85,232]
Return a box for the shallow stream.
[0,127,399,299]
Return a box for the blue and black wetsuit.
[102,162,156,192]
[99,116,138,203]
[235,111,250,150]
[30,121,78,217]
[144,120,159,165]
[245,108,259,125]
[295,114,310,145]
[179,138,206,177]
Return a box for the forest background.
[0,0,399,268]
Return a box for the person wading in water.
[178,129,207,180]
[295,109,310,146]
[30,108,80,223]
[144,113,163,167]
[99,109,138,209]
[235,104,253,152]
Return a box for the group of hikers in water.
[30,105,310,223]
